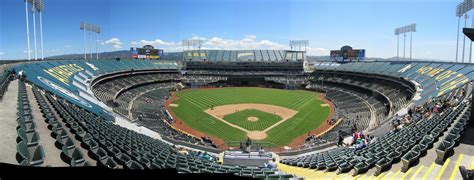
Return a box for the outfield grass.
[170,87,330,147]
[222,109,282,131]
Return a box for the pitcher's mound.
[247,131,267,140]
[247,116,259,122]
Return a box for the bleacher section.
[13,60,179,120]
[281,84,471,177]
[92,72,179,117]
[313,61,473,104]
[23,82,296,178]
[90,71,219,149]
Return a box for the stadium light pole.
[470,13,474,63]
[463,14,469,63]
[89,30,92,60]
[32,0,37,60]
[38,1,44,61]
[80,22,99,60]
[455,1,474,63]
[81,22,86,60]
[410,31,413,60]
[395,24,416,61]
[403,33,406,60]
[289,40,309,52]
[457,16,461,63]
[397,35,400,60]
[96,26,100,60]
[24,0,31,60]
[96,33,99,60]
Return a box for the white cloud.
[0,52,4,55]
[65,45,71,48]
[105,38,122,49]
[201,34,286,50]
[131,39,176,47]
[129,35,327,55]
[23,50,32,54]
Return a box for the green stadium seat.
[99,157,118,169]
[70,159,91,167]
[16,141,44,166]
[62,146,85,164]
[17,121,37,133]
[337,162,352,174]
[16,128,40,147]
[401,149,420,172]
[374,157,392,176]
[91,147,109,162]
[353,162,369,176]
[125,160,145,170]
[435,140,455,165]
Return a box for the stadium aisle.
[0,79,19,164]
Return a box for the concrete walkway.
[0,79,19,164]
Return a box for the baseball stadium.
[2,0,474,179]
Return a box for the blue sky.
[0,0,467,61]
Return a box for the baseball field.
[168,87,331,147]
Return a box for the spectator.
[264,158,278,169]
[245,137,252,153]
[178,147,188,155]
[196,151,203,158]
[202,152,211,160]
[258,146,265,156]
[337,131,344,146]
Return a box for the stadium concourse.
[0,57,474,179]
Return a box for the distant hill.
[47,50,183,60]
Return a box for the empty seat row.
[31,86,91,167]
[16,80,45,166]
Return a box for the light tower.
[394,23,416,60]
[36,0,44,60]
[24,0,44,60]
[182,39,203,51]
[289,40,309,51]
[455,0,474,63]
[80,22,100,60]
[24,0,31,60]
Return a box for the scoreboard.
[330,49,365,61]
[131,45,164,60]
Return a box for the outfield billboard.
[131,45,164,60]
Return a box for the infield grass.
[169,87,330,147]
[222,109,282,131]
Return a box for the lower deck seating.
[35,84,296,178]
[281,84,470,177]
